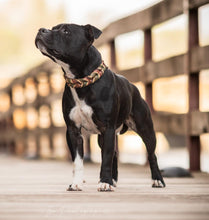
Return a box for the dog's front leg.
[66,127,84,191]
[98,128,115,192]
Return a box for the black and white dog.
[35,23,165,191]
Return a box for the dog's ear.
[84,24,102,43]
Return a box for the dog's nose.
[39,28,50,34]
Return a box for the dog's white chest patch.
[55,59,75,78]
[69,88,100,134]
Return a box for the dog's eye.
[62,29,69,34]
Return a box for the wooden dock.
[0,156,209,220]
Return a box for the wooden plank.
[1,157,209,220]
[145,54,186,83]
[2,111,208,140]
[115,47,209,84]
[2,110,208,147]
[108,45,209,83]
[118,67,144,83]
[0,127,65,142]
[117,54,186,83]
[152,112,187,135]
[191,45,209,72]
[189,0,209,8]
[190,111,209,135]
[95,0,183,47]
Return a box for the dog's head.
[35,23,102,66]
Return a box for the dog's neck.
[84,46,102,77]
[61,46,102,79]
[64,61,107,88]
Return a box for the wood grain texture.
[0,156,209,220]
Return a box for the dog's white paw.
[97,182,115,192]
[112,179,117,187]
[67,183,82,191]
[152,179,164,188]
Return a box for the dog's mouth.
[35,38,56,62]
[35,34,49,50]
[35,35,61,58]
[35,35,47,50]
[51,49,60,56]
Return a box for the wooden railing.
[0,61,66,159]
[95,0,209,171]
[0,0,209,170]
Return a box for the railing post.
[144,29,154,113]
[187,7,200,171]
[110,40,117,70]
[84,137,91,162]
[144,29,154,165]
[7,88,16,154]
[110,39,119,153]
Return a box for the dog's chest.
[69,88,100,134]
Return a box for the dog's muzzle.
[38,28,50,34]
[35,28,51,49]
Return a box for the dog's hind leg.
[131,91,165,187]
[66,127,84,191]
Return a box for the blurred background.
[0,0,161,82]
[0,0,209,172]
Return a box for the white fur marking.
[69,88,100,134]
[116,124,123,134]
[112,179,117,187]
[38,43,98,135]
[37,42,75,78]
[97,182,115,191]
[37,43,48,54]
[71,151,83,190]
[55,59,75,78]
[152,179,164,188]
